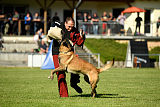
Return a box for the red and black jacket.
[52,22,84,55]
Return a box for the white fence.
[28,53,100,68]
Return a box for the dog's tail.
[97,58,114,73]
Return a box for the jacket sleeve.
[70,31,84,46]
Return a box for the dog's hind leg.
[90,82,97,98]
[84,75,90,84]
[89,74,99,98]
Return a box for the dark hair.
[65,17,75,24]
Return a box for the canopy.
[122,6,146,13]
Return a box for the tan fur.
[49,40,114,97]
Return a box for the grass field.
[0,67,160,107]
[84,39,127,63]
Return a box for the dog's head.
[59,39,72,53]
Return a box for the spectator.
[107,12,116,36]
[7,13,13,35]
[91,13,99,34]
[87,14,92,34]
[77,12,83,21]
[0,10,5,34]
[82,12,88,34]
[33,31,40,47]
[4,13,10,35]
[101,11,109,34]
[47,16,52,30]
[24,12,32,35]
[88,14,92,21]
[38,28,45,40]
[0,33,4,50]
[12,11,19,35]
[31,39,48,54]
[135,12,142,35]
[33,12,41,34]
[117,12,126,35]
[51,12,60,27]
[39,40,48,54]
[156,17,160,36]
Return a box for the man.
[12,11,19,35]
[101,11,109,34]
[51,12,60,27]
[135,12,142,35]
[50,17,85,97]
[91,13,99,35]
[39,40,48,54]
[24,13,31,35]
[156,17,160,36]
[33,12,41,34]
[82,12,88,34]
[0,10,5,34]
[117,12,126,35]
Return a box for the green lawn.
[84,39,127,63]
[0,67,160,107]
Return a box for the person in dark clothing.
[51,12,60,27]
[39,40,48,54]
[12,11,19,35]
[50,17,85,97]
[91,13,99,34]
[33,12,41,34]
[156,17,160,36]
[135,12,142,35]
[0,10,5,34]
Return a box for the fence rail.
[28,53,100,68]
[78,20,159,36]
[0,19,159,36]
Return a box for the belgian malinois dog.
[49,39,114,97]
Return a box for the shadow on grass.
[70,93,129,98]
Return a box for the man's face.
[65,20,74,31]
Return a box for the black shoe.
[71,83,83,94]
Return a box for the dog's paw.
[48,76,54,80]
[50,75,54,80]
[48,76,51,79]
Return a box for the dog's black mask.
[61,39,72,48]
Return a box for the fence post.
[98,53,100,68]
[159,55,160,69]
[89,53,91,64]
[132,54,134,68]
[31,53,33,68]
[18,20,21,35]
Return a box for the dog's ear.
[61,39,66,45]
[61,39,72,50]
[63,41,68,47]
[65,39,72,49]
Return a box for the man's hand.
[80,29,84,38]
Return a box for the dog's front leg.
[48,65,65,80]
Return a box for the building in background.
[0,0,160,36]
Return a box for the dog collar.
[59,50,72,54]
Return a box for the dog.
[48,39,114,97]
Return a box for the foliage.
[149,46,160,61]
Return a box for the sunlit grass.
[0,67,160,107]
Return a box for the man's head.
[158,17,160,21]
[26,13,30,17]
[65,17,75,31]
[35,12,39,17]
